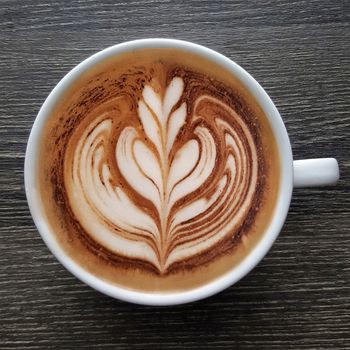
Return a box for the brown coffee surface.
[38,48,280,292]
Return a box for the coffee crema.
[39,49,280,292]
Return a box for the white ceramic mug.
[25,39,339,305]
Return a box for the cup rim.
[25,38,293,305]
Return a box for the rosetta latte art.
[65,76,259,274]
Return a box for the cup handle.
[293,158,339,188]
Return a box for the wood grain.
[0,0,349,349]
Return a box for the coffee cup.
[25,39,339,305]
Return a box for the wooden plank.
[0,0,349,348]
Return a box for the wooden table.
[1,1,349,348]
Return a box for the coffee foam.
[39,49,279,291]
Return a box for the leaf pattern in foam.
[142,85,163,126]
[69,118,160,266]
[167,126,217,209]
[138,78,186,159]
[138,100,162,156]
[163,77,184,119]
[117,79,217,235]
[119,78,189,215]
[67,75,260,272]
[169,176,228,235]
[133,140,163,191]
[166,102,187,155]
[116,126,162,212]
[167,139,199,196]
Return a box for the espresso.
[39,48,280,292]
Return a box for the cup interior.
[25,39,293,305]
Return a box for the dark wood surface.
[1,0,349,348]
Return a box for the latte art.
[65,75,259,274]
[40,49,279,291]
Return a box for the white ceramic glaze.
[25,39,339,305]
[293,158,339,187]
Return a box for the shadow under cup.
[25,39,293,305]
